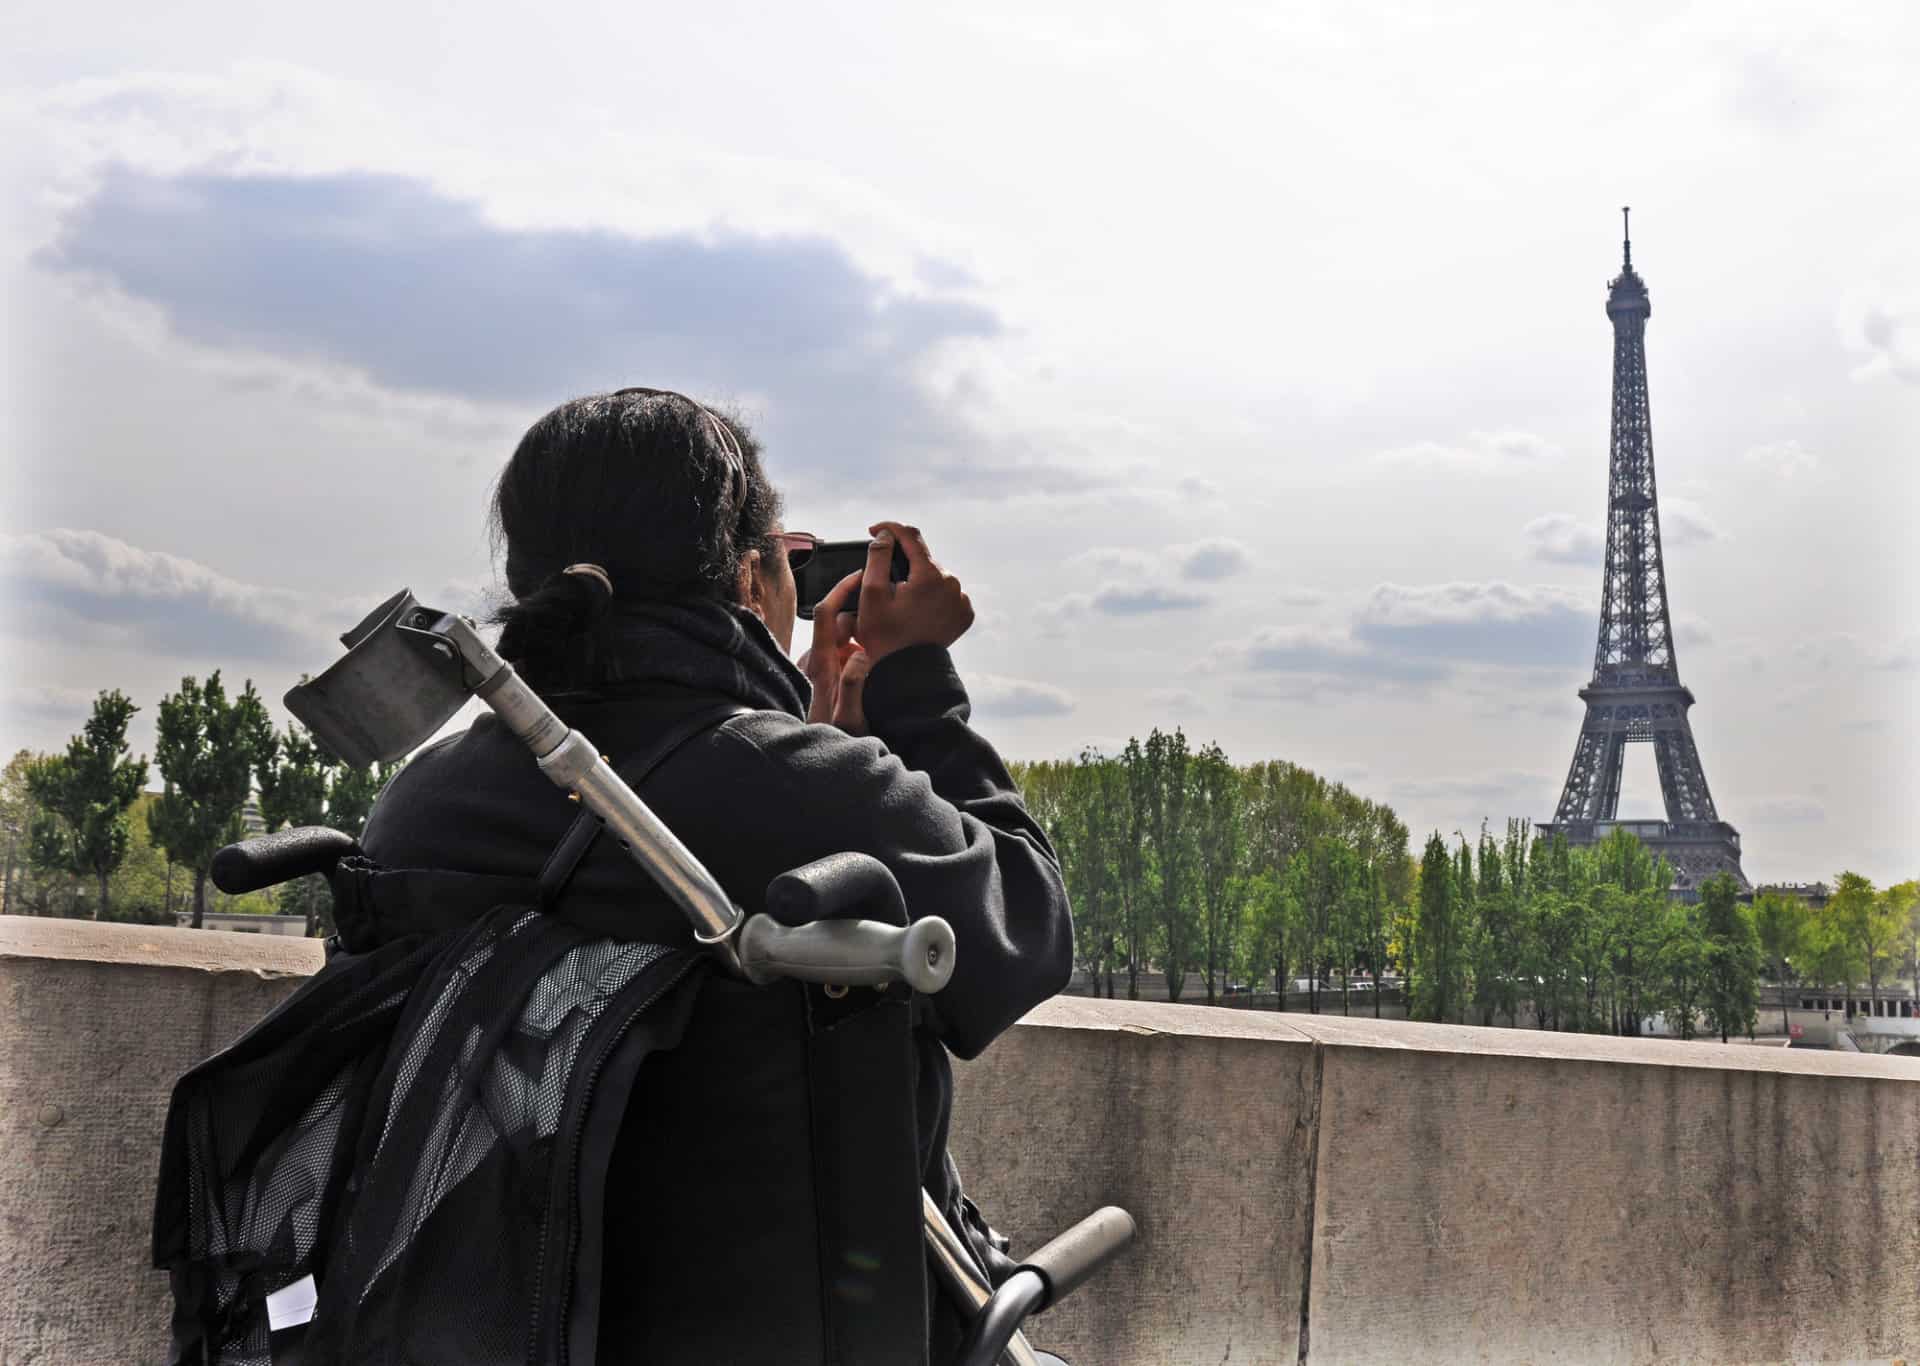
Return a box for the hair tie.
[562,563,614,596]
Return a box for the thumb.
[834,648,872,734]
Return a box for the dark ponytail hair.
[489,389,782,682]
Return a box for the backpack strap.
[535,702,751,913]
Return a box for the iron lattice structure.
[1539,212,1748,898]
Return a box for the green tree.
[1190,742,1247,1006]
[1802,899,1863,1013]
[1653,901,1709,1041]
[103,793,193,924]
[1467,825,1506,1026]
[1,750,47,915]
[1698,873,1762,1042]
[1287,835,1352,1014]
[323,759,394,841]
[1827,872,1894,1015]
[1410,832,1467,1022]
[24,691,149,920]
[150,673,276,929]
[1751,890,1808,1035]
[1887,881,1920,1013]
[1117,738,1153,999]
[257,721,340,934]
[1138,728,1198,1002]
[1242,869,1299,1010]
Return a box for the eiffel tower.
[1538,211,1748,899]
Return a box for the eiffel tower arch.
[1538,211,1748,899]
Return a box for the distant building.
[1754,881,1831,909]
[176,910,309,936]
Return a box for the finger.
[834,649,872,732]
[869,520,936,580]
[810,571,862,662]
[862,528,899,600]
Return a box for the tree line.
[1012,728,1413,1011]
[1014,729,1920,1041]
[1,678,394,931]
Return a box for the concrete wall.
[951,1000,1920,1365]
[1,916,322,1365]
[6,916,1920,1364]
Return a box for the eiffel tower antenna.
[1539,214,1748,899]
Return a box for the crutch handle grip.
[737,913,957,994]
[211,826,361,895]
[1018,1206,1137,1311]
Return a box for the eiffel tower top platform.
[1537,211,1748,900]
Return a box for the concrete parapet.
[6,915,1920,1363]
[1,916,322,1364]
[950,1000,1920,1364]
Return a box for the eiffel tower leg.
[1652,719,1719,823]
[1554,719,1627,824]
[1594,733,1626,821]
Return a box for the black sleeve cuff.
[862,643,970,731]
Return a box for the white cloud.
[0,528,343,661]
[1524,513,1602,565]
[1749,796,1825,825]
[1354,580,1587,629]
[1743,440,1819,478]
[1661,499,1723,547]
[1352,581,1594,670]
[1840,298,1920,386]
[969,673,1076,718]
[1874,637,1918,674]
[1176,538,1250,581]
[1089,584,1211,615]
[1068,547,1155,579]
[1144,687,1205,714]
[1070,537,1248,584]
[1674,615,1713,649]
[1374,429,1560,474]
[1213,623,1442,686]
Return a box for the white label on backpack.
[266,1274,318,1332]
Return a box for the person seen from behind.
[358,387,1073,1362]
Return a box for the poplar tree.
[1138,728,1197,1002]
[257,721,337,933]
[1191,741,1246,1006]
[151,673,276,929]
[23,692,148,919]
[1828,872,1895,1015]
[1411,832,1464,1022]
[1699,873,1762,1043]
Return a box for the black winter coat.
[357,602,1073,1362]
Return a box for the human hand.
[851,522,974,664]
[799,569,872,734]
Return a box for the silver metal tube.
[922,1191,1043,1366]
[441,616,744,962]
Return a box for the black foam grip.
[1020,1206,1137,1311]
[210,826,362,894]
[763,852,908,928]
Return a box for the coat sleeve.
[716,644,1073,1059]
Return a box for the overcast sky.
[2,1,1914,885]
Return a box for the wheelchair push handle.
[210,826,361,895]
[953,1206,1138,1366]
[1018,1205,1137,1311]
[745,853,955,993]
[739,913,956,993]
